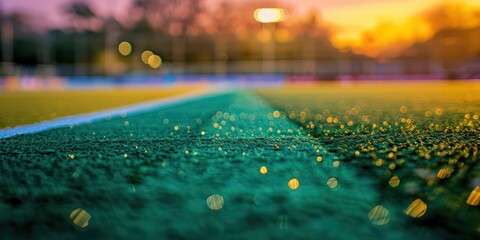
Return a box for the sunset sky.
[3,0,480,57]
[2,0,479,30]
[4,0,480,28]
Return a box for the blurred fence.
[2,31,480,79]
[2,57,479,79]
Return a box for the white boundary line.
[0,84,234,139]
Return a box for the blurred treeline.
[0,0,479,78]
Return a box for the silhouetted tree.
[64,1,97,30]
[131,0,204,36]
[0,11,39,66]
[210,1,237,34]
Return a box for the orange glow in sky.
[215,0,480,58]
[309,0,480,57]
[4,0,480,58]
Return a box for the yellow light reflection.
[389,176,400,188]
[141,50,153,64]
[69,208,91,229]
[327,177,338,188]
[375,159,385,167]
[206,194,224,210]
[389,163,396,170]
[288,178,300,190]
[148,55,162,69]
[466,186,480,206]
[368,205,390,225]
[405,199,427,218]
[254,8,286,23]
[333,161,340,168]
[437,167,453,179]
[260,166,268,174]
[118,41,132,56]
[273,111,281,118]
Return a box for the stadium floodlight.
[254,8,286,23]
[254,8,287,73]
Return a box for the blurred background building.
[0,0,479,85]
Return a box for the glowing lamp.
[254,8,286,23]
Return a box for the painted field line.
[0,84,234,139]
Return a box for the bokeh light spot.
[69,208,91,229]
[389,176,400,187]
[333,161,340,167]
[405,199,427,218]
[273,111,281,118]
[118,41,132,56]
[141,50,153,64]
[437,167,453,179]
[206,194,224,210]
[368,205,390,225]
[288,178,300,190]
[254,8,286,23]
[260,166,268,174]
[466,186,480,206]
[148,55,162,69]
[327,177,338,188]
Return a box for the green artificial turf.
[1,83,479,239]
